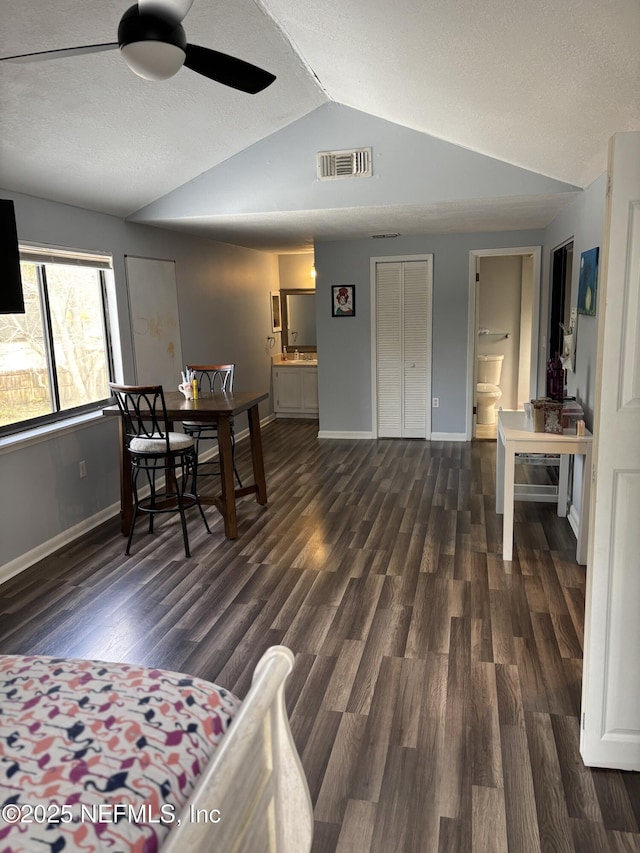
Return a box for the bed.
[0,645,312,852]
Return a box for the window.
[0,245,115,434]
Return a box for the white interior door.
[581,131,640,770]
[376,262,403,436]
[375,258,432,438]
[402,262,430,437]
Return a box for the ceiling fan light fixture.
[121,40,185,80]
[118,4,187,80]
[1,1,276,93]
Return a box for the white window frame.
[0,244,118,438]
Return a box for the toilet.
[476,354,504,424]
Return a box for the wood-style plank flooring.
[1,419,638,852]
[475,421,498,440]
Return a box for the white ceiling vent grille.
[317,147,372,180]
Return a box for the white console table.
[496,410,593,564]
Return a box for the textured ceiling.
[142,195,583,254]
[264,0,640,188]
[1,0,638,251]
[0,0,324,217]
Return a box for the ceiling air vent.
[317,147,372,180]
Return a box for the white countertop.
[273,356,317,366]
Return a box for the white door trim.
[370,254,433,440]
[466,246,542,440]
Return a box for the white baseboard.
[568,504,580,539]
[0,413,277,585]
[316,430,469,442]
[317,430,375,439]
[430,432,468,442]
[275,413,319,420]
[256,413,278,429]
[0,502,121,586]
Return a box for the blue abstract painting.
[577,247,599,316]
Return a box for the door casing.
[466,246,542,440]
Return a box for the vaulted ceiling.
[1,0,638,252]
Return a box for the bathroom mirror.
[281,289,316,352]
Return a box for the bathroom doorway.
[467,247,541,440]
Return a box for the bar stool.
[182,364,243,492]
[109,383,210,557]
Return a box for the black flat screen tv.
[0,199,25,314]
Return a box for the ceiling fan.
[0,0,276,94]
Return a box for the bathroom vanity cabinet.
[272,362,318,418]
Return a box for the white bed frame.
[161,645,313,852]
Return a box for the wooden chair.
[182,364,243,491]
[109,383,210,557]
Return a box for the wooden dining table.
[103,389,269,540]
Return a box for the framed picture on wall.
[577,247,599,316]
[270,291,282,332]
[331,284,355,317]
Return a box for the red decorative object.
[546,354,566,403]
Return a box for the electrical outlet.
[432,397,439,408]
[79,460,86,478]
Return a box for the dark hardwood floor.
[1,419,638,852]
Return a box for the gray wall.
[278,253,315,290]
[539,174,606,519]
[0,190,279,573]
[314,229,544,435]
[315,174,605,438]
[132,103,579,224]
[540,174,607,428]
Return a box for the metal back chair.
[182,364,243,489]
[109,383,210,557]
[192,364,235,394]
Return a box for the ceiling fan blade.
[184,44,275,94]
[1,43,119,64]
[138,0,194,28]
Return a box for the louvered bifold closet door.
[402,261,430,437]
[376,259,431,438]
[376,262,403,436]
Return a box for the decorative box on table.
[531,398,563,433]
[561,399,584,431]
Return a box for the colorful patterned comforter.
[0,655,240,852]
